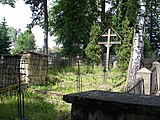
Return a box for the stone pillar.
[137,67,152,95]
[153,62,160,90]
[113,61,117,69]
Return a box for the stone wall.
[21,52,47,85]
[63,90,160,120]
[0,55,21,87]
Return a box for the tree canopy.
[0,0,15,7]
[49,0,99,65]
[12,29,36,54]
[24,0,48,55]
[1,0,160,76]
[145,0,160,50]
[85,22,100,66]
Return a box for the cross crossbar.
[101,34,117,37]
[98,41,121,45]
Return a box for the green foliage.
[49,0,99,60]
[115,19,133,71]
[126,0,138,26]
[85,22,100,66]
[107,68,126,85]
[7,27,17,47]
[24,0,49,55]
[12,29,37,54]
[0,65,126,119]
[145,0,160,50]
[106,0,137,28]
[106,0,138,71]
[34,65,126,93]
[0,90,70,120]
[0,18,11,54]
[144,35,152,58]
[24,0,45,27]
[0,0,15,7]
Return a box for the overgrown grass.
[36,66,126,93]
[107,68,126,84]
[0,91,70,120]
[0,66,126,120]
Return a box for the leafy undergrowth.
[0,66,126,120]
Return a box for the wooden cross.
[98,28,122,71]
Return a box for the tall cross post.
[98,28,122,72]
[106,28,111,71]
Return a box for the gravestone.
[63,90,160,120]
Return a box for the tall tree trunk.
[43,0,48,55]
[43,0,48,74]
[100,0,106,69]
[126,0,147,91]
[101,0,105,34]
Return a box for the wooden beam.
[101,34,117,37]
[106,28,111,71]
[110,41,121,44]
[98,41,121,45]
[0,81,27,93]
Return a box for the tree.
[115,19,133,71]
[104,0,137,72]
[101,0,105,33]
[126,0,147,90]
[49,0,99,66]
[24,0,48,55]
[12,29,36,54]
[145,0,160,50]
[7,27,18,48]
[0,18,11,54]
[85,22,100,67]
[24,0,49,75]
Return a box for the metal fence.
[0,54,25,119]
[0,55,21,88]
[127,77,144,94]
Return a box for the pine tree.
[145,0,160,50]
[0,18,11,54]
[85,22,100,67]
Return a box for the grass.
[0,66,126,120]
[0,90,70,120]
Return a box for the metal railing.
[0,55,26,119]
[127,78,144,94]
